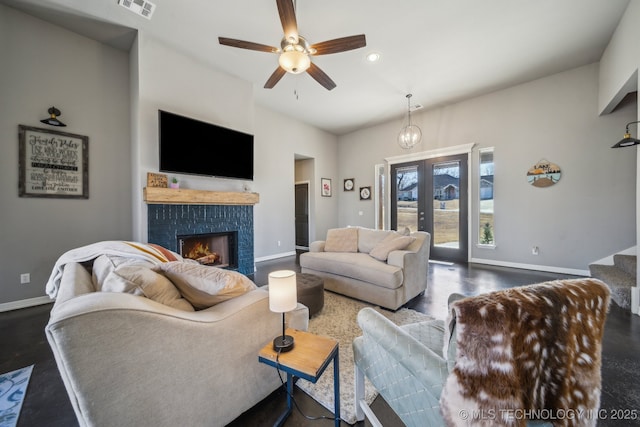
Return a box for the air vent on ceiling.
[411,103,424,111]
[118,0,155,20]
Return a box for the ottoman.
[296,273,324,317]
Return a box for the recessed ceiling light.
[366,52,381,62]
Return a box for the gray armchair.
[353,307,450,426]
[353,279,610,427]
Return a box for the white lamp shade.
[268,270,298,313]
[278,50,310,74]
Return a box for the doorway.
[295,182,310,249]
[391,154,468,262]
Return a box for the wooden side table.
[258,328,340,427]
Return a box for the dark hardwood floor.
[2,256,639,426]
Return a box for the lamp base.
[273,335,295,352]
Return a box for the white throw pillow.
[154,262,257,310]
[324,227,358,253]
[369,234,416,261]
[102,265,194,311]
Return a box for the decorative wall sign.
[19,125,89,198]
[321,178,332,197]
[147,172,168,188]
[527,159,561,188]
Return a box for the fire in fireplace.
[177,232,238,269]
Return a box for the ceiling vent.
[411,103,424,111]
[118,0,155,20]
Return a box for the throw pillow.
[355,227,395,253]
[369,234,416,261]
[101,265,194,311]
[324,227,358,253]
[91,254,156,289]
[154,262,257,310]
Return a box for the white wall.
[130,34,338,259]
[254,106,338,259]
[0,5,132,305]
[599,0,640,314]
[598,1,640,115]
[131,32,255,242]
[338,63,637,273]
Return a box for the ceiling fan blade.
[264,67,287,89]
[310,34,366,55]
[307,63,336,91]
[276,0,299,43]
[218,37,278,53]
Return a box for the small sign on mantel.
[147,172,168,188]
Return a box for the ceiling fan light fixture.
[398,94,421,149]
[366,52,380,62]
[279,49,310,74]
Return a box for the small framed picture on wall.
[360,186,371,200]
[321,178,332,197]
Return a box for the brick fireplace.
[145,188,257,275]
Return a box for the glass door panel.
[391,155,467,263]
[392,163,420,233]
[432,161,460,249]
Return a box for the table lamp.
[268,270,297,352]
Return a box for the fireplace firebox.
[177,232,238,269]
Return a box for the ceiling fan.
[218,0,366,90]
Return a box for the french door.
[391,154,468,263]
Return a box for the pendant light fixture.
[40,106,66,127]
[611,121,640,148]
[398,94,421,149]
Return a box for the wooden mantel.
[143,187,259,205]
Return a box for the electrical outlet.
[532,246,539,255]
[20,273,30,284]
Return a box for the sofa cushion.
[324,228,358,253]
[370,234,416,261]
[101,265,194,311]
[155,262,257,310]
[300,252,403,289]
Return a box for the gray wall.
[0,5,132,306]
[337,63,637,273]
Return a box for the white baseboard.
[0,295,53,313]
[254,251,297,263]
[470,258,590,277]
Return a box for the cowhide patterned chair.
[353,278,610,427]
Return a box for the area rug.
[0,365,33,427]
[295,291,433,424]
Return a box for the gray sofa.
[46,257,308,427]
[300,227,430,310]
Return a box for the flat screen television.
[158,110,254,180]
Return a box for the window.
[478,148,494,246]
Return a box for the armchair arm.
[309,240,326,252]
[387,231,430,299]
[353,307,448,427]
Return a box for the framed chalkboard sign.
[18,125,89,199]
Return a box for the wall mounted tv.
[158,110,254,181]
